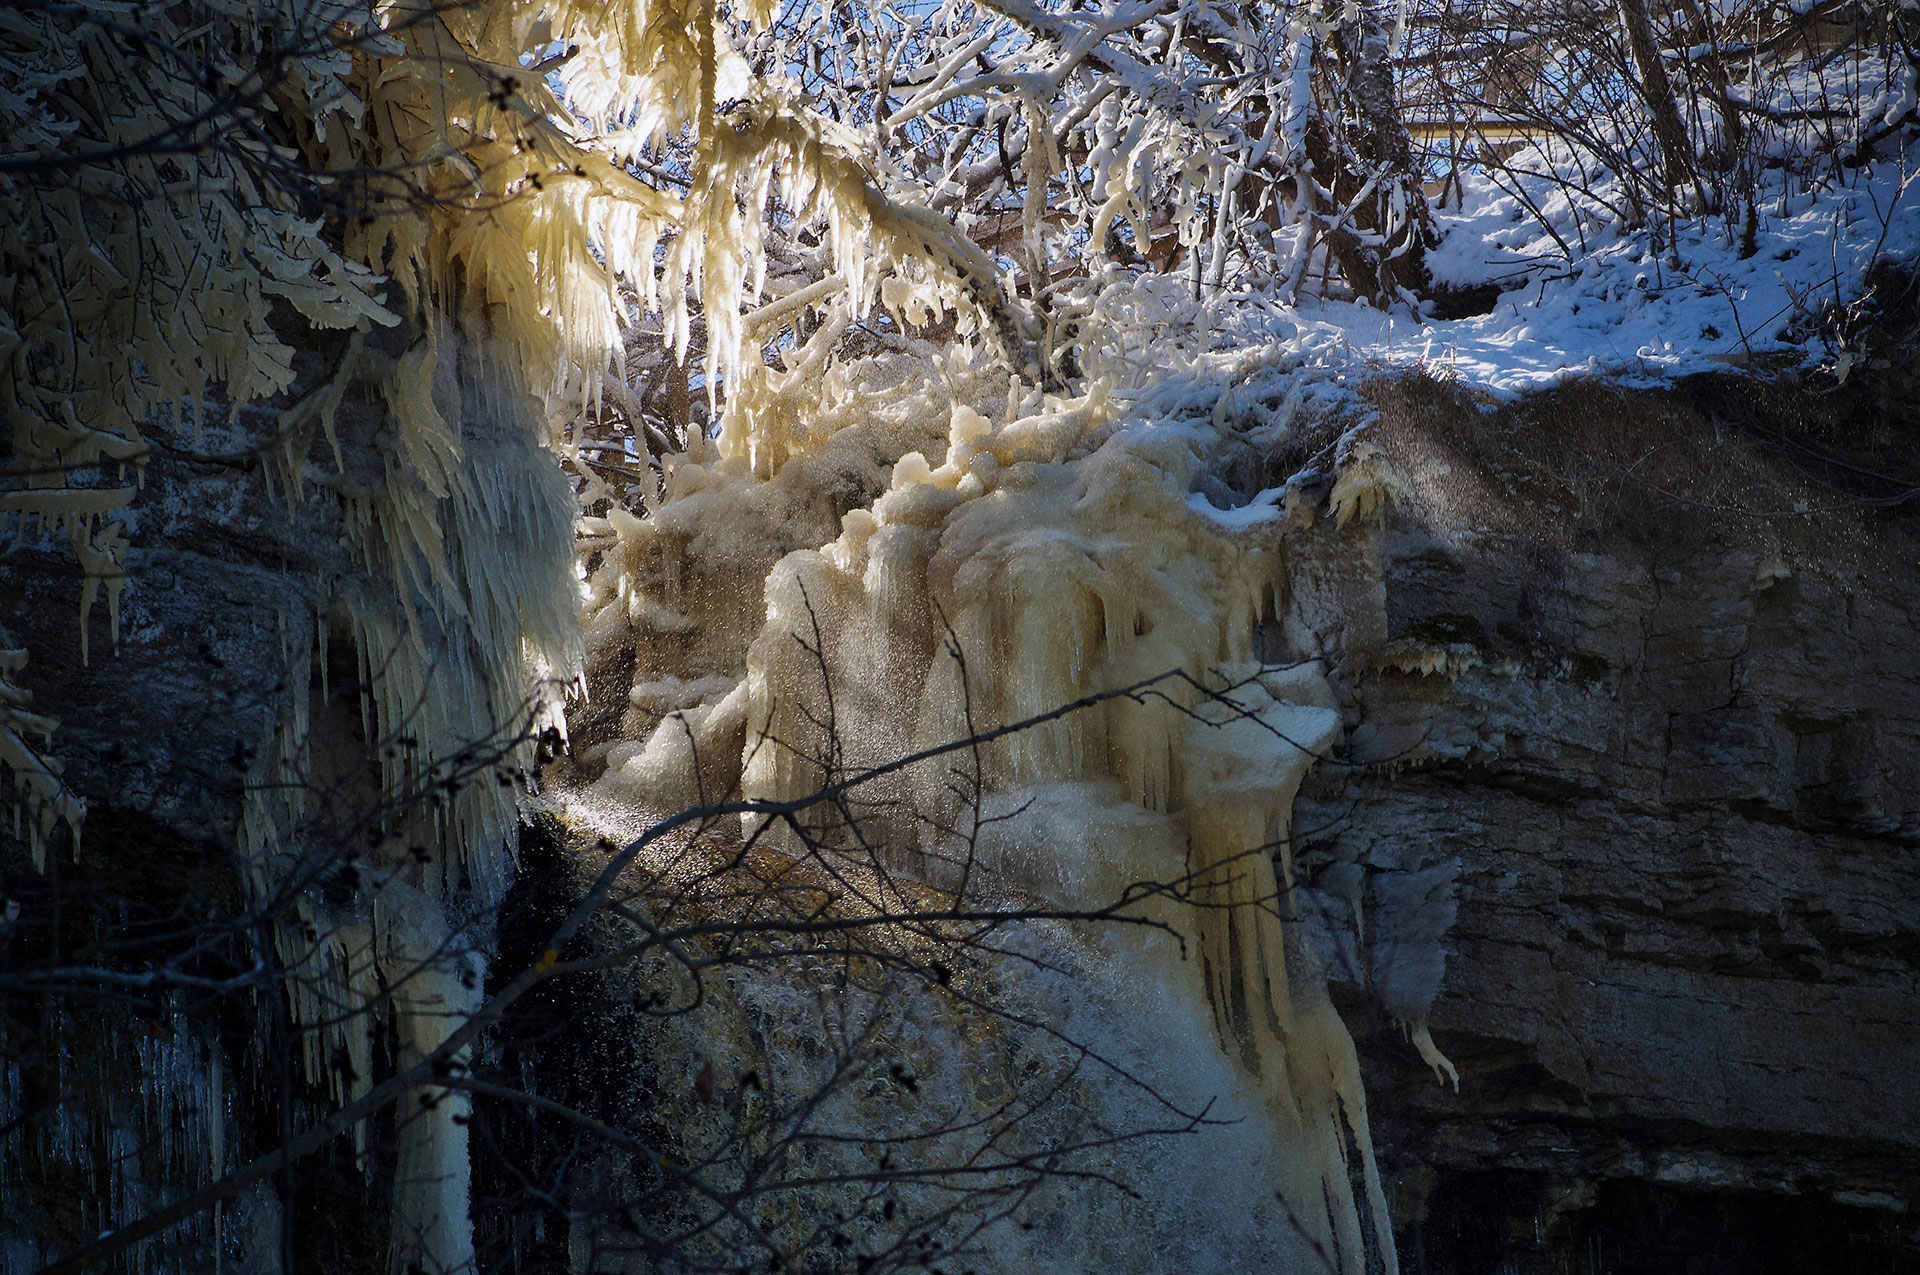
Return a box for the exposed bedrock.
[1296,376,1920,1270]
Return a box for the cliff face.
[6,349,1916,1272]
[1293,375,1920,1270]
[558,352,1920,1270]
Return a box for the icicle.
[378,883,481,1275]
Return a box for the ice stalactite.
[235,312,583,1275]
[332,317,582,901]
[378,882,485,1275]
[1367,861,1462,1089]
[586,329,1429,1270]
[0,647,84,873]
[0,1004,240,1273]
[0,298,588,1275]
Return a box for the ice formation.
[0,648,83,872]
[583,291,1443,1269]
[235,318,581,1275]
[379,881,486,1273]
[7,0,1904,1268]
[0,1004,239,1274]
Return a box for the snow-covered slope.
[1200,153,1920,399]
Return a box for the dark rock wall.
[1296,374,1920,1271]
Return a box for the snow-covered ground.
[1301,155,1920,396]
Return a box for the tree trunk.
[1314,0,1437,306]
[1618,0,1707,210]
